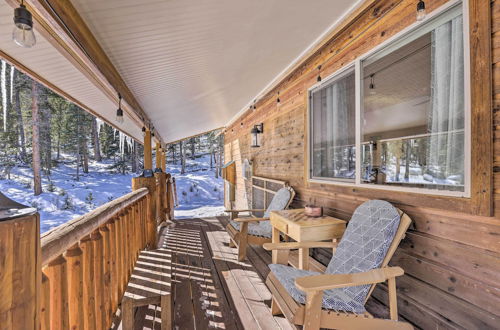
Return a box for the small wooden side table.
[270,209,346,270]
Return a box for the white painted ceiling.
[0,2,145,142]
[70,0,361,143]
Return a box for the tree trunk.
[39,90,52,174]
[14,71,26,163]
[404,140,410,181]
[31,81,42,195]
[131,140,138,173]
[210,151,213,169]
[75,110,80,181]
[180,141,186,174]
[82,141,89,174]
[91,117,102,161]
[190,138,195,159]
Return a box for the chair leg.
[271,297,283,316]
[121,298,134,330]
[388,277,398,321]
[161,293,172,330]
[303,291,323,330]
[238,223,248,261]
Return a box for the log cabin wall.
[224,0,500,328]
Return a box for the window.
[308,4,468,195]
[310,69,355,181]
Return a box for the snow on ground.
[167,155,224,219]
[0,154,224,233]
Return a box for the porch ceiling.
[70,0,362,143]
[0,2,145,142]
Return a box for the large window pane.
[311,70,355,180]
[361,14,464,191]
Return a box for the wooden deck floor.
[116,216,295,330]
[115,216,393,330]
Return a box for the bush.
[85,192,95,206]
[62,195,74,210]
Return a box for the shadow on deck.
[114,216,391,330]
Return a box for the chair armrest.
[295,267,404,292]
[225,209,266,213]
[234,217,269,223]
[263,241,337,251]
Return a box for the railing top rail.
[41,187,148,266]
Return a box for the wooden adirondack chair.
[264,200,413,330]
[226,186,295,261]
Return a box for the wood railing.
[40,187,150,329]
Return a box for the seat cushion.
[269,264,366,314]
[229,219,272,238]
[263,187,292,218]
[325,200,401,308]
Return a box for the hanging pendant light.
[416,0,426,21]
[142,126,146,136]
[12,1,36,48]
[116,93,124,123]
[317,65,322,82]
[369,74,376,95]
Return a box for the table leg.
[299,247,309,270]
[271,227,280,264]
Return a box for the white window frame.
[307,0,471,198]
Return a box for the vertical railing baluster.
[40,272,50,330]
[91,230,105,329]
[80,235,96,330]
[45,255,69,329]
[99,225,112,326]
[106,218,119,314]
[65,244,84,329]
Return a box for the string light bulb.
[116,93,124,123]
[317,65,322,82]
[12,0,36,48]
[416,0,426,21]
[276,91,280,104]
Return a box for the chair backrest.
[325,200,402,304]
[263,186,295,218]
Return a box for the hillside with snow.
[0,155,224,233]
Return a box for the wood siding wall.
[224,0,500,328]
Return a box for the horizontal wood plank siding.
[224,0,500,328]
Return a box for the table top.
[270,209,346,228]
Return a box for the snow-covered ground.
[0,155,224,233]
[167,155,225,219]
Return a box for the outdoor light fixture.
[250,123,263,148]
[369,74,376,95]
[116,93,124,123]
[142,126,146,136]
[276,92,280,104]
[317,65,322,82]
[416,0,426,21]
[12,1,36,48]
[253,100,257,110]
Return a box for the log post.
[132,177,157,248]
[0,196,39,330]
[155,141,162,172]
[91,230,105,329]
[143,129,153,177]
[80,236,96,330]
[115,214,125,296]
[161,148,166,172]
[99,225,112,326]
[166,173,173,220]
[155,171,167,224]
[40,272,50,330]
[65,244,84,330]
[45,255,69,330]
[106,219,119,314]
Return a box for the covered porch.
[0,0,499,329]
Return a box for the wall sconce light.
[250,123,263,148]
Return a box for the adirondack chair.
[264,200,413,330]
[226,186,295,261]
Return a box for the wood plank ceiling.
[69,0,362,143]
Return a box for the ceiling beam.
[5,0,163,143]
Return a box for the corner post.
[0,193,40,330]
